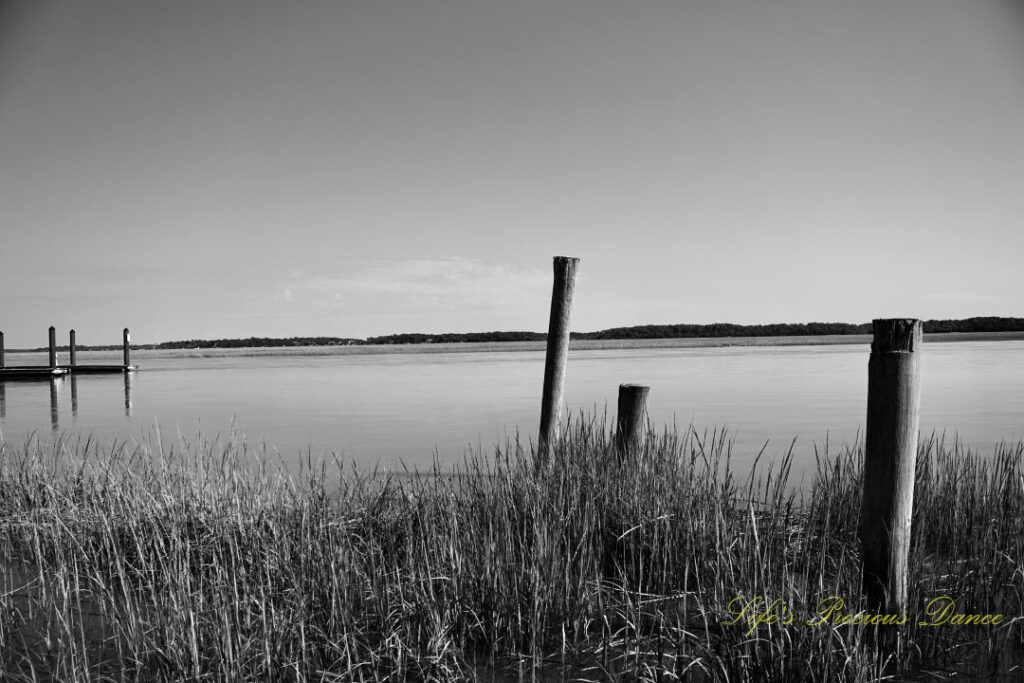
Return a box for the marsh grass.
[0,418,1022,681]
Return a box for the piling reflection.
[0,372,134,429]
[50,378,59,433]
[124,371,133,417]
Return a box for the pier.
[0,327,137,380]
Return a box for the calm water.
[1,340,1022,477]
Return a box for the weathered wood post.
[69,329,77,367]
[48,326,57,368]
[616,384,650,456]
[860,318,922,618]
[71,374,78,418]
[538,256,580,461]
[123,328,131,368]
[0,330,5,368]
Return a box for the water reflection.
[124,372,133,417]
[50,379,59,433]
[0,372,135,433]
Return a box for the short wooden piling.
[0,331,5,368]
[69,329,77,367]
[616,384,650,456]
[538,256,580,461]
[48,326,57,368]
[860,318,922,618]
[123,328,131,367]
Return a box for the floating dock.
[0,367,70,380]
[0,365,134,380]
[62,365,137,374]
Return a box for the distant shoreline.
[8,330,1024,357]
[9,316,1024,353]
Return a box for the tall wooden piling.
[616,384,650,456]
[860,318,922,618]
[48,326,57,368]
[538,256,580,461]
[0,331,5,368]
[69,329,77,367]
[123,328,131,367]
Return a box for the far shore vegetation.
[13,316,1024,352]
[1,417,1022,680]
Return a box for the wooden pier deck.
[0,365,134,380]
[0,367,70,380]
[62,365,137,374]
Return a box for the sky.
[1,0,1023,348]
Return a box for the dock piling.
[860,318,922,620]
[69,329,77,367]
[616,384,650,457]
[48,326,57,368]
[0,331,5,368]
[538,256,580,462]
[123,328,131,368]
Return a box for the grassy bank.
[0,421,1022,681]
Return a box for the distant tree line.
[368,317,1024,344]
[574,317,1024,341]
[575,321,872,340]
[153,337,362,349]
[365,331,544,344]
[920,317,1024,333]
[17,317,1024,351]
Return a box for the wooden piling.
[71,374,78,418]
[123,328,131,367]
[69,329,77,367]
[860,318,922,618]
[49,326,57,368]
[0,331,5,368]
[616,384,650,456]
[538,256,580,461]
